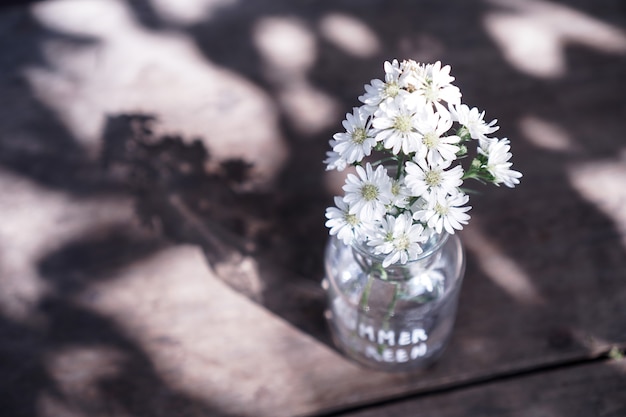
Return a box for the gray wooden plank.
[330,358,626,417]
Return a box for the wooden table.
[1,1,625,416]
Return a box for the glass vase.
[322,232,465,372]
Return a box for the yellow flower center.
[384,82,400,98]
[396,234,410,250]
[391,181,401,196]
[352,127,368,144]
[423,79,438,102]
[423,132,439,149]
[345,212,359,226]
[425,170,442,187]
[435,203,449,216]
[393,114,413,133]
[361,184,379,201]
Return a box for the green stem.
[371,157,397,167]
[396,154,406,180]
[463,168,494,184]
[359,273,374,311]
[383,282,401,330]
[461,171,480,181]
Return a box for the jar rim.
[350,232,450,266]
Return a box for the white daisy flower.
[343,163,393,222]
[388,176,411,210]
[409,61,461,116]
[368,212,428,267]
[405,158,464,198]
[372,96,423,155]
[414,192,471,234]
[358,60,405,109]
[479,138,522,188]
[397,59,424,89]
[325,196,366,245]
[383,59,403,81]
[414,108,461,165]
[332,107,377,164]
[450,104,499,145]
[324,141,348,171]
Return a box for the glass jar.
[322,232,465,372]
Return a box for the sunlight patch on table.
[463,223,545,305]
[277,80,340,135]
[519,115,580,153]
[568,151,626,248]
[29,0,288,186]
[483,0,626,78]
[253,16,340,135]
[319,13,380,58]
[79,245,363,417]
[253,16,316,74]
[149,0,237,25]
[0,168,135,322]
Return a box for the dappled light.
[149,0,236,25]
[518,115,580,153]
[277,80,341,135]
[0,167,136,321]
[74,245,349,417]
[484,0,626,78]
[253,16,317,73]
[253,16,341,135]
[0,0,625,415]
[319,13,381,58]
[463,223,545,306]
[568,151,626,247]
[29,0,288,185]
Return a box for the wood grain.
[333,359,626,417]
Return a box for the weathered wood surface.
[334,358,626,417]
[1,1,626,416]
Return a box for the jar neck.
[351,232,450,281]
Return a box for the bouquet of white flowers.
[325,59,522,267]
